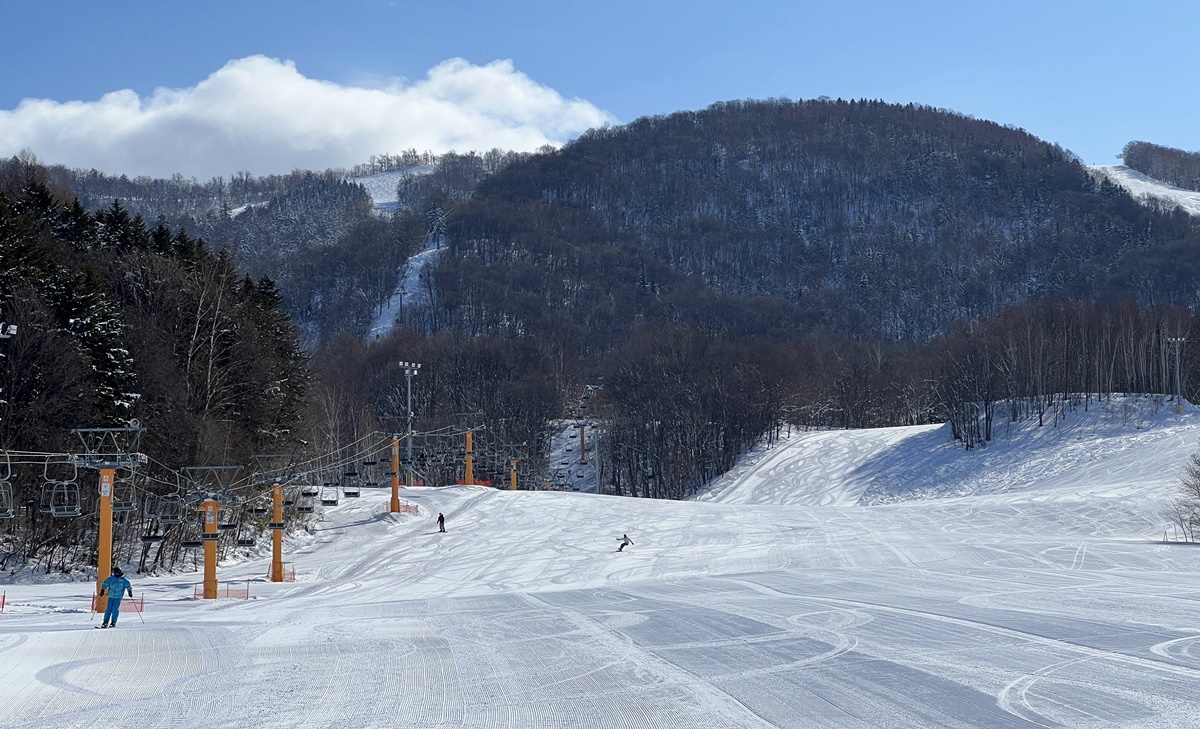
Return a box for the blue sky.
[1,0,1196,178]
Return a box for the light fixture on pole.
[1168,337,1186,414]
[400,359,420,489]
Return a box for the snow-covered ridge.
[1089,164,1200,216]
[698,394,1197,510]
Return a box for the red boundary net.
[397,503,418,515]
[266,564,297,582]
[92,595,144,613]
[193,583,251,599]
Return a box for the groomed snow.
[4,395,1200,728]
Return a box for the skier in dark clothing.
[98,567,133,628]
[437,513,446,532]
[617,534,633,552]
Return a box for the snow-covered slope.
[6,395,1200,728]
[1090,164,1200,216]
[351,165,434,213]
[366,239,444,338]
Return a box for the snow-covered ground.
[1089,165,1200,217]
[5,396,1200,728]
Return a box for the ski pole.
[136,597,145,624]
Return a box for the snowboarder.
[617,534,633,552]
[98,567,133,628]
[437,512,446,532]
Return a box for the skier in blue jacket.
[98,567,133,628]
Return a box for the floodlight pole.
[1169,337,1186,414]
[391,361,420,513]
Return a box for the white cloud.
[0,56,616,179]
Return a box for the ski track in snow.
[5,396,1200,727]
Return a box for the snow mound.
[698,395,1200,507]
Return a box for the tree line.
[0,157,310,573]
[1122,141,1200,193]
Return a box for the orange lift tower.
[463,430,475,486]
[200,496,220,598]
[181,466,243,599]
[72,422,144,616]
[270,482,286,581]
[251,454,303,582]
[510,459,518,490]
[390,436,402,512]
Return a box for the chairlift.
[111,467,139,513]
[320,483,340,506]
[300,484,319,498]
[216,508,239,532]
[0,454,13,519]
[235,536,256,547]
[140,532,164,544]
[181,538,203,549]
[341,472,361,497]
[42,460,81,518]
[296,498,315,514]
[0,484,13,519]
[363,459,378,467]
[156,494,184,525]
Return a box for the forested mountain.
[0,158,310,465]
[9,98,1200,510]
[427,99,1199,345]
[1122,140,1200,193]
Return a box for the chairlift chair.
[156,495,184,525]
[235,536,256,547]
[110,467,139,513]
[0,480,13,519]
[0,455,13,519]
[320,483,340,506]
[49,483,82,518]
[296,497,315,514]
